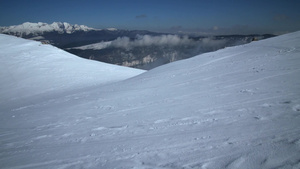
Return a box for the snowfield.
[1,32,300,169]
[0,34,145,102]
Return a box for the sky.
[0,0,300,35]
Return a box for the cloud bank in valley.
[110,35,194,50]
[69,34,254,70]
[73,34,233,52]
[72,34,195,50]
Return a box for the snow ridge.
[0,34,145,101]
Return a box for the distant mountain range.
[0,22,96,35]
[0,22,162,48]
[0,22,275,69]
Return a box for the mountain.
[0,22,96,36]
[1,31,299,168]
[0,22,162,48]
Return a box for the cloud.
[199,38,228,50]
[75,34,237,53]
[136,14,147,19]
[110,34,194,50]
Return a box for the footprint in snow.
[261,103,273,108]
[294,139,300,146]
[292,104,300,112]
[280,100,292,104]
[108,125,128,130]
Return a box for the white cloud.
[110,34,194,49]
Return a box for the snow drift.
[0,31,300,169]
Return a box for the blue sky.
[0,0,299,34]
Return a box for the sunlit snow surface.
[1,32,300,169]
[0,34,145,102]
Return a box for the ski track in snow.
[1,32,300,168]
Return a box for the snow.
[1,31,300,169]
[70,41,112,50]
[0,22,97,35]
[0,34,145,103]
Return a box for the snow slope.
[0,34,145,105]
[1,32,300,169]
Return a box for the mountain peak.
[0,22,97,36]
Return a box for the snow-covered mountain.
[0,22,160,48]
[0,22,97,36]
[0,34,145,101]
[1,32,300,169]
